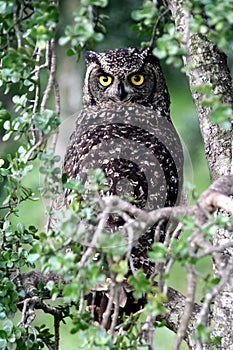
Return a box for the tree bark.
[186,34,233,180]
[169,0,233,180]
[168,1,233,349]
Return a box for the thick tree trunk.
[186,34,233,180]
[169,0,233,180]
[168,1,233,349]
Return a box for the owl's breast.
[64,103,183,213]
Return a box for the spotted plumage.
[62,47,183,325]
[82,48,171,118]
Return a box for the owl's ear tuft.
[141,47,159,65]
[140,47,152,60]
[85,51,100,65]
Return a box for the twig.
[78,288,86,318]
[30,63,49,76]
[110,284,120,338]
[77,210,109,270]
[172,265,197,350]
[0,191,33,210]
[101,281,115,329]
[24,138,44,163]
[17,295,63,350]
[45,78,61,234]
[54,313,61,350]
[17,297,36,329]
[142,314,155,350]
[87,5,94,24]
[162,257,175,296]
[101,175,233,230]
[191,242,233,259]
[40,39,57,114]
[101,196,193,229]
[149,8,170,48]
[13,7,22,48]
[51,78,61,152]
[31,46,43,143]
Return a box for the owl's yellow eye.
[130,74,144,86]
[99,75,113,87]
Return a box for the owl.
[62,48,183,325]
[82,48,170,117]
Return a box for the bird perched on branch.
[62,47,183,327]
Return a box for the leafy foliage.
[194,84,232,130]
[0,0,232,349]
[59,0,108,58]
[132,1,185,67]
[186,0,233,52]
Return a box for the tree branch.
[14,175,232,349]
[100,175,233,230]
[172,265,197,350]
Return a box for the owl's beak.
[118,82,127,101]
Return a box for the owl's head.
[83,48,170,117]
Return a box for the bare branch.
[101,175,233,232]
[157,285,201,349]
[149,7,170,48]
[172,265,197,350]
[101,281,115,329]
[40,39,57,114]
[198,175,233,215]
[77,210,109,270]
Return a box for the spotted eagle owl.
[62,48,183,325]
[63,47,183,237]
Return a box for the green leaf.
[98,233,127,257]
[128,269,152,299]
[27,253,40,265]
[0,312,6,320]
[66,48,76,56]
[195,324,211,344]
[81,0,108,7]
[210,104,232,129]
[3,320,13,336]
[0,339,7,349]
[153,46,167,59]
[112,260,128,282]
[58,36,70,46]
[16,223,25,234]
[92,32,104,42]
[148,243,168,263]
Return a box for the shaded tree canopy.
[0,1,232,350]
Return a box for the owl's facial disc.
[97,72,131,102]
[97,71,147,103]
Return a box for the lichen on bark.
[168,1,233,349]
[187,33,233,181]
